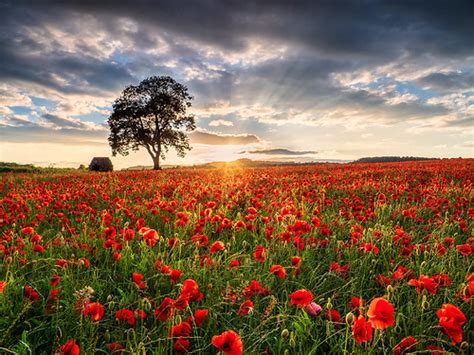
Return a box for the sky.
[1,0,473,168]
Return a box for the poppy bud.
[107,295,113,302]
[345,312,355,325]
[421,295,429,310]
[289,333,296,348]
[460,341,469,349]
[281,329,289,338]
[305,302,322,317]
[386,285,394,294]
[284,350,290,355]
[104,330,110,342]
[326,298,333,310]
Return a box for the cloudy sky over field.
[1,0,473,167]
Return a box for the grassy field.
[0,159,472,354]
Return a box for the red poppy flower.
[393,336,417,355]
[106,342,125,353]
[456,244,472,256]
[170,321,192,338]
[58,339,80,355]
[291,256,302,267]
[115,309,135,326]
[325,309,342,324]
[270,265,286,279]
[408,275,438,295]
[185,309,208,327]
[243,280,268,298]
[24,285,40,302]
[154,297,175,321]
[174,338,190,353]
[253,245,267,262]
[289,289,313,308]
[229,259,240,268]
[436,304,466,344]
[51,274,61,287]
[180,279,203,303]
[169,269,182,283]
[367,298,394,329]
[83,302,105,321]
[0,281,5,293]
[237,300,254,316]
[132,272,147,289]
[352,316,373,344]
[424,345,445,354]
[135,309,147,320]
[211,330,243,355]
[49,288,60,302]
[209,241,225,254]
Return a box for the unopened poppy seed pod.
[289,333,296,348]
[326,298,333,310]
[281,329,289,338]
[345,312,355,325]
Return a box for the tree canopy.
[108,76,195,170]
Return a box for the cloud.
[189,129,261,145]
[243,148,317,156]
[208,119,233,127]
[416,71,474,92]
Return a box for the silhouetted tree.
[108,76,195,170]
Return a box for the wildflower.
[57,339,79,355]
[83,302,105,321]
[289,289,313,308]
[270,265,286,279]
[408,275,438,295]
[115,309,135,326]
[211,330,243,355]
[367,298,394,329]
[185,309,208,327]
[209,241,225,254]
[24,285,41,302]
[393,336,417,355]
[436,304,466,344]
[174,338,190,353]
[237,300,254,316]
[154,297,174,321]
[352,316,373,344]
[132,272,147,289]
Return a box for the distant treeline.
[0,162,80,173]
[352,156,439,164]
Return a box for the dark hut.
[88,157,113,172]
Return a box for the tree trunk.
[152,155,161,170]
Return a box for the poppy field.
[0,159,472,354]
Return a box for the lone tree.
[108,76,195,170]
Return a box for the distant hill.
[352,156,439,164]
[125,158,349,170]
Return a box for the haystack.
[88,157,113,172]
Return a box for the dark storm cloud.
[416,71,474,92]
[5,0,473,59]
[0,0,472,135]
[243,149,317,156]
